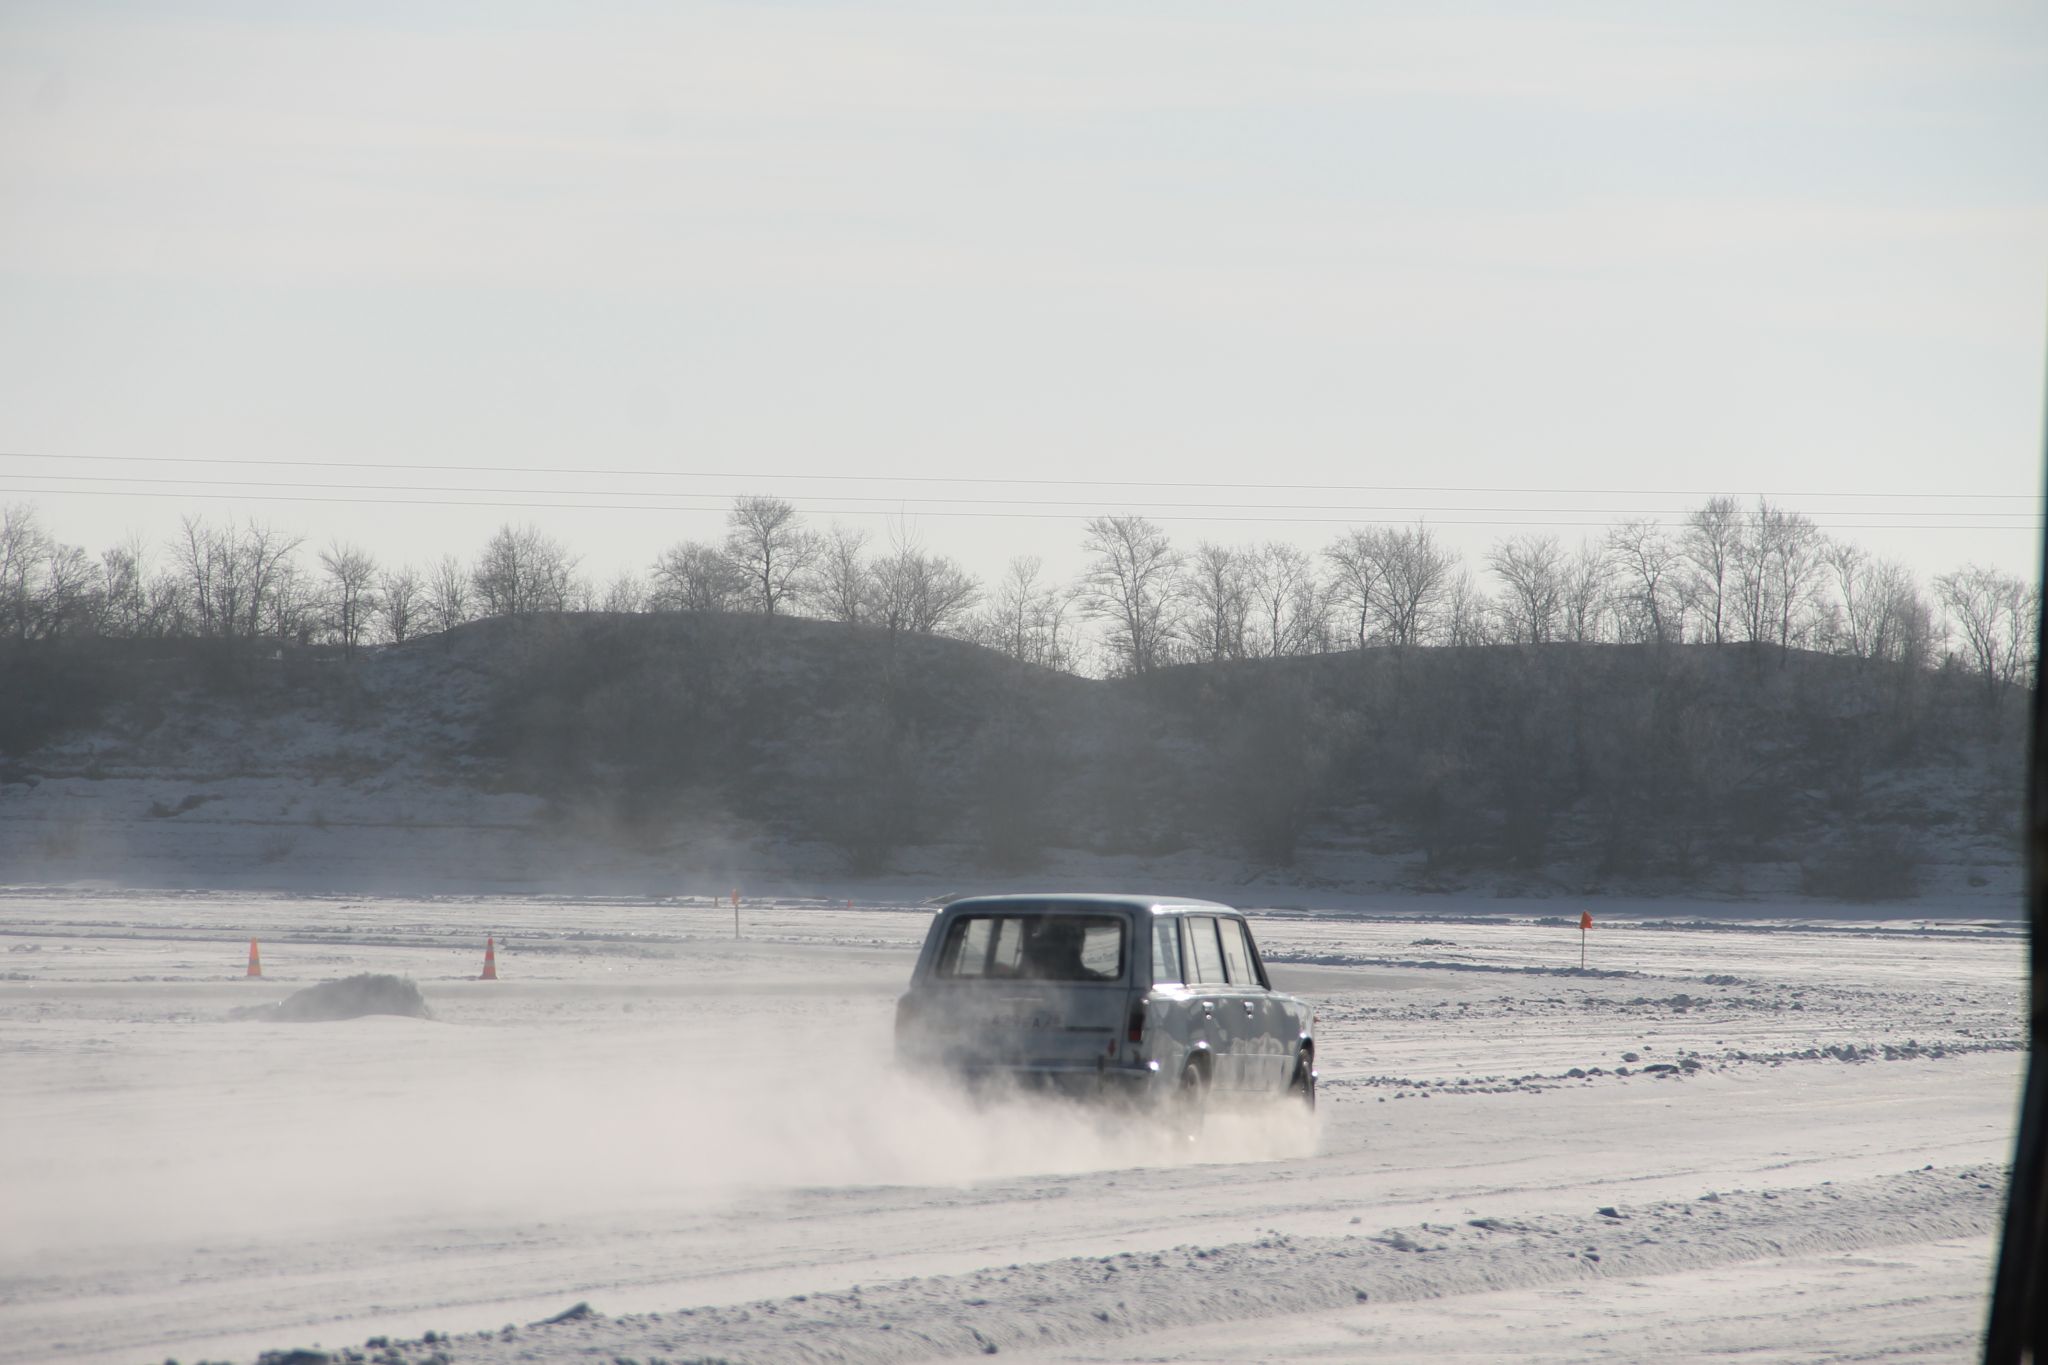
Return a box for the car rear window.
[935,913,1126,982]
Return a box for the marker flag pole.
[1579,910,1593,969]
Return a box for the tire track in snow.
[262,1163,2006,1365]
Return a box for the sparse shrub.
[147,793,213,818]
[261,974,431,1023]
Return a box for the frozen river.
[0,890,2026,1363]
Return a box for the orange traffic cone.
[480,935,498,980]
[246,938,262,978]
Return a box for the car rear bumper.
[907,1055,1166,1102]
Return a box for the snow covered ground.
[0,890,2026,1364]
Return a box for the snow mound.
[260,974,433,1023]
[250,1163,2004,1363]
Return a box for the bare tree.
[1180,542,1250,662]
[1487,534,1566,644]
[724,496,817,616]
[1374,525,1457,647]
[981,555,1042,661]
[1322,529,1383,649]
[1680,496,1741,644]
[912,554,982,634]
[144,567,190,637]
[174,516,224,637]
[101,534,185,639]
[1444,567,1494,646]
[0,504,55,641]
[426,555,472,635]
[94,537,146,638]
[1558,539,1611,643]
[319,542,379,659]
[1245,542,1322,657]
[0,504,48,640]
[1870,561,1935,666]
[1323,525,1456,648]
[1729,497,1825,650]
[90,534,185,638]
[243,522,302,640]
[44,544,93,638]
[172,516,304,641]
[1606,518,1680,643]
[1826,544,1936,666]
[1936,565,2037,703]
[868,545,981,635]
[809,524,872,624]
[2007,585,2038,694]
[265,557,317,644]
[975,556,1078,670]
[650,541,744,612]
[472,523,577,616]
[1079,515,1181,675]
[1821,540,1869,656]
[600,571,646,614]
[376,565,419,643]
[1892,581,1939,672]
[0,504,92,641]
[1764,503,1826,650]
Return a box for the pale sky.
[2,1,2044,595]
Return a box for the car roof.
[939,893,1238,916]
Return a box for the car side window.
[939,916,994,976]
[1151,918,1184,985]
[1075,921,1123,979]
[989,917,1027,976]
[1185,916,1226,985]
[1220,918,1265,989]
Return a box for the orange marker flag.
[1580,910,1593,930]
[246,938,262,978]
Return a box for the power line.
[0,451,2031,503]
[3,471,2039,519]
[5,484,2039,532]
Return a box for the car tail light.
[1127,997,1148,1045]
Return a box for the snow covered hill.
[0,614,2027,904]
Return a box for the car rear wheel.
[1170,1058,1208,1142]
[1288,1047,1316,1112]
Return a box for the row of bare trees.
[1073,500,2035,702]
[0,506,581,661]
[0,495,2035,701]
[645,498,985,638]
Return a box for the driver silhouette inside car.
[1023,920,1108,981]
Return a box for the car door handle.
[1200,1001,1215,1017]
[1243,1001,1255,1016]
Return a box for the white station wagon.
[894,894,1316,1127]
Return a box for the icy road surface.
[0,890,2025,1364]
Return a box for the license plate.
[985,1004,1059,1031]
